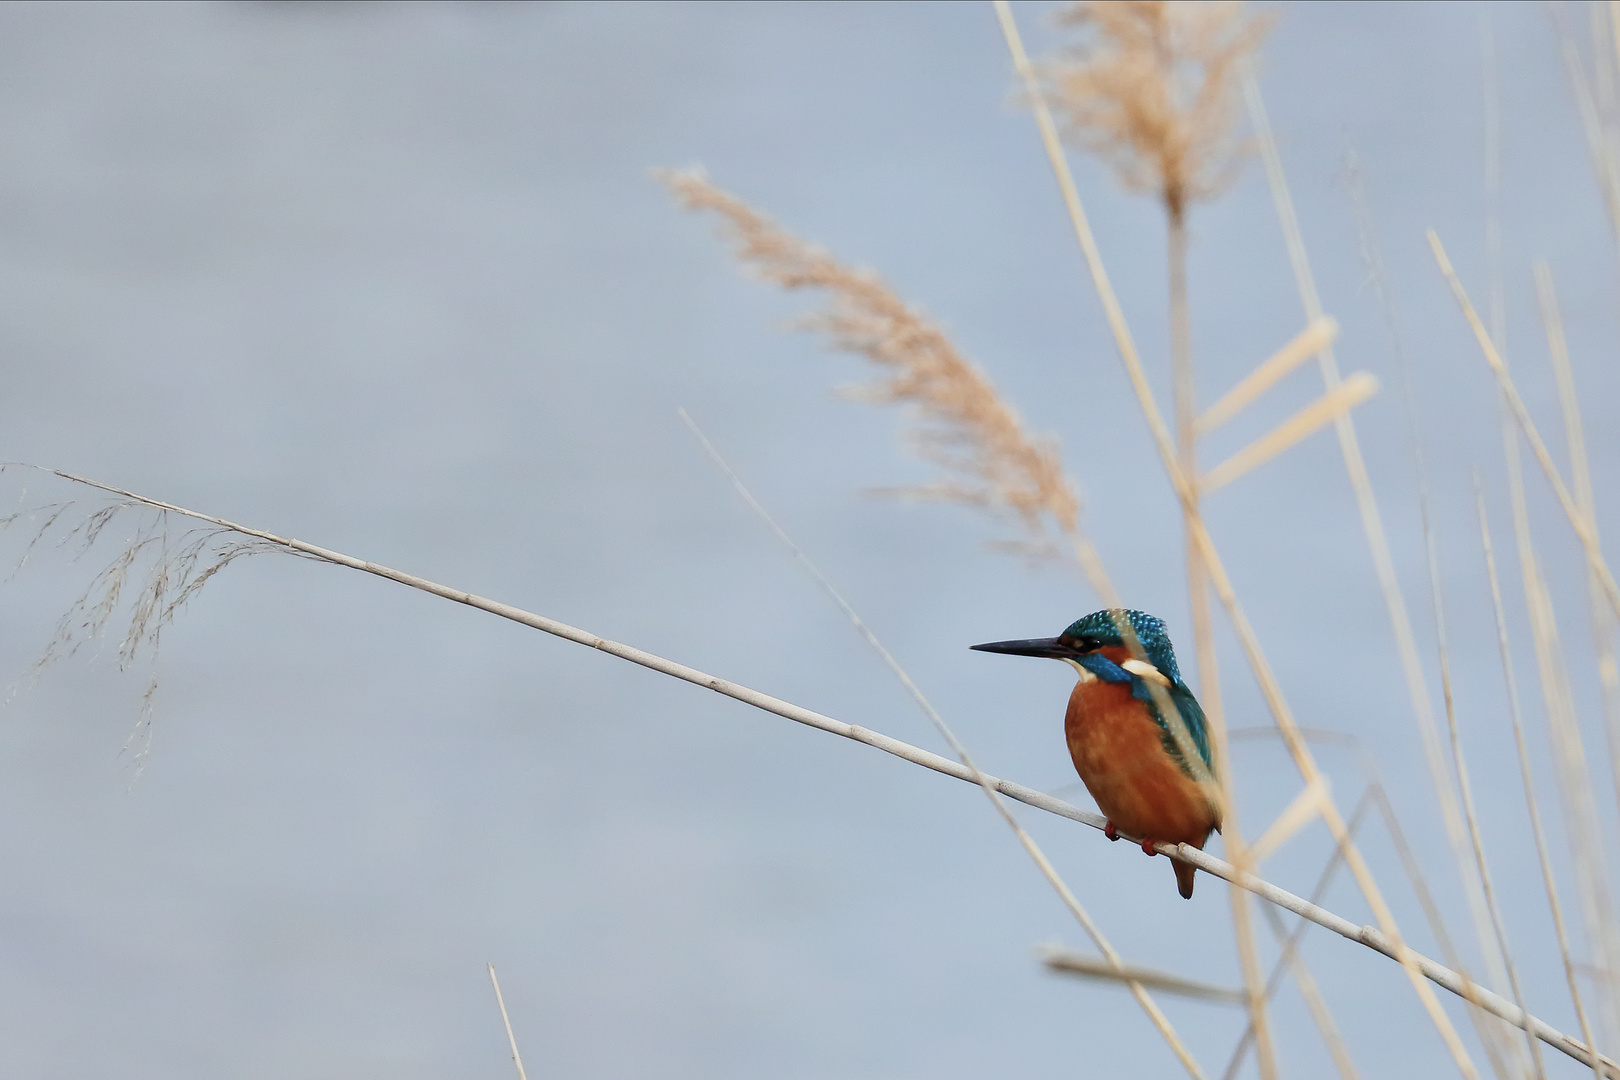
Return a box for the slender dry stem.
[487,965,529,1080]
[11,464,1617,1076]
[1430,231,1620,622]
[1003,7,1478,1071]
[1478,481,1606,1080]
[1536,261,1620,844]
[679,411,1207,1076]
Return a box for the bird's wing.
[1129,679,1215,781]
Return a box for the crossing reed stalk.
[678,411,1208,1077]
[998,6,1477,1073]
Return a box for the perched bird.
[972,609,1221,899]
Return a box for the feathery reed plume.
[658,168,1100,579]
[1043,1,1268,216]
[0,487,284,776]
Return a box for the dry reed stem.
[1230,725,1520,1079]
[1199,373,1379,494]
[1537,260,1620,1047]
[487,965,529,1080]
[1245,776,1330,864]
[1510,449,1620,1059]
[1003,7,1475,1071]
[1429,511,1543,1080]
[15,464,1620,1075]
[1536,262,1620,847]
[1041,948,1244,1005]
[1255,900,1360,1080]
[1342,132,1534,1075]
[679,411,1206,1076]
[1428,232,1620,624]
[1254,66,1554,1075]
[1478,481,1606,1080]
[1222,787,1373,1080]
[1042,10,1269,1064]
[1196,317,1339,434]
[1476,36,1547,1072]
[1551,1,1620,251]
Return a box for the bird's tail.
[1174,859,1197,900]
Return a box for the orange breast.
[1065,677,1218,847]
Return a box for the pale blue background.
[0,2,1614,1077]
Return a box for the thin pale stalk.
[1535,262,1620,840]
[1170,173,1272,1080]
[1372,784,1513,1080]
[1199,375,1379,494]
[1250,69,1522,1076]
[487,965,530,1080]
[1437,230,1620,1044]
[1429,231,1620,624]
[1042,950,1245,1005]
[1550,1,1620,249]
[1197,317,1339,435]
[1511,460,1620,1054]
[1257,900,1359,1080]
[1479,482,1606,1080]
[680,412,1207,1076]
[998,10,1479,1071]
[1345,149,1526,1076]
[33,462,1620,1076]
[1223,789,1373,1080]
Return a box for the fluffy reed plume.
[660,169,1082,556]
[0,487,282,772]
[1043,0,1269,216]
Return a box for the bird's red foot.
[1104,821,1120,842]
[1141,839,1159,857]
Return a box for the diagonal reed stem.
[677,410,1206,1077]
[1477,480,1606,1080]
[487,965,530,1080]
[13,462,1619,1077]
[1429,231,1620,623]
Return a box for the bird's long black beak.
[970,636,1078,659]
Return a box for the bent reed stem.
[26,462,1620,1078]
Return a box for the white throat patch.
[1121,658,1172,686]
[1063,658,1098,684]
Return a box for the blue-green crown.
[1062,609,1183,685]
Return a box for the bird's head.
[970,608,1183,685]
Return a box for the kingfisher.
[972,609,1220,899]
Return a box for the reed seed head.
[661,169,1082,549]
[1043,0,1270,216]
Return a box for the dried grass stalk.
[1039,8,1272,1069]
[1478,482,1606,1080]
[1004,8,1478,1072]
[16,464,1620,1076]
[681,412,1207,1077]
